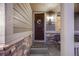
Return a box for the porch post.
[61,3,74,56]
[5,3,13,43]
[0,4,5,46]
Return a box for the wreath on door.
[37,19,41,24]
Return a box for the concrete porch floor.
[30,42,60,56]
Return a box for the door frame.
[32,11,46,42]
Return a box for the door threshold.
[34,40,45,42]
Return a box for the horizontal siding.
[13,3,32,33]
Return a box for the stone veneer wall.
[0,35,32,56]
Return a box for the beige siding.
[5,3,32,44]
[13,3,32,33]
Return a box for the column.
[61,3,74,56]
[5,3,13,43]
[0,3,13,49]
[0,4,5,46]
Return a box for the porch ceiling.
[30,3,60,12]
[30,3,79,13]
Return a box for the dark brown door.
[35,13,44,40]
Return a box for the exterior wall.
[5,3,32,44]
[0,3,32,56]
[55,16,61,32]
[13,3,32,33]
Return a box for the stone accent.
[0,35,32,56]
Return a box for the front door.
[35,13,44,41]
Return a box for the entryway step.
[30,48,49,56]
